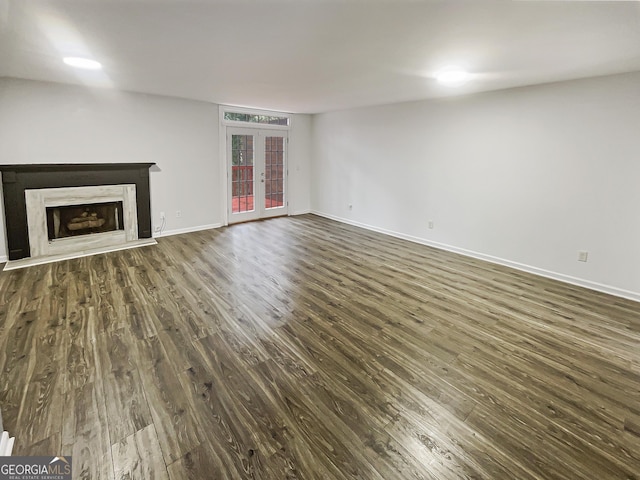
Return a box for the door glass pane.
[231,134,254,213]
[264,136,284,209]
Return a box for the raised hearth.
[0,163,155,263]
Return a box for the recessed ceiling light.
[435,67,471,86]
[63,57,102,70]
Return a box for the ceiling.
[1,0,639,114]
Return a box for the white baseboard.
[154,223,222,238]
[310,210,640,303]
[152,215,310,239]
[0,255,7,263]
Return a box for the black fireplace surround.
[0,163,154,261]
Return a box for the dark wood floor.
[0,214,638,479]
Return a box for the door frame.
[226,127,288,224]
[219,106,291,226]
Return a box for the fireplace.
[47,201,124,240]
[24,183,140,258]
[0,163,154,264]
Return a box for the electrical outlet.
[428,221,434,229]
[578,251,588,262]
[176,210,182,218]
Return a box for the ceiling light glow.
[63,57,102,70]
[435,67,471,86]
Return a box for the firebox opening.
[46,201,124,240]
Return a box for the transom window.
[224,111,289,126]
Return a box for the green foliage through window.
[224,112,289,126]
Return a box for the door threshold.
[229,214,288,226]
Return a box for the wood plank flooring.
[0,214,638,479]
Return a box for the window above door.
[221,106,290,130]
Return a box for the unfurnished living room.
[0,1,639,479]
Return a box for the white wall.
[311,72,640,301]
[0,78,312,260]
[289,114,312,215]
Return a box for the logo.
[0,456,72,480]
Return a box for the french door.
[227,127,288,224]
